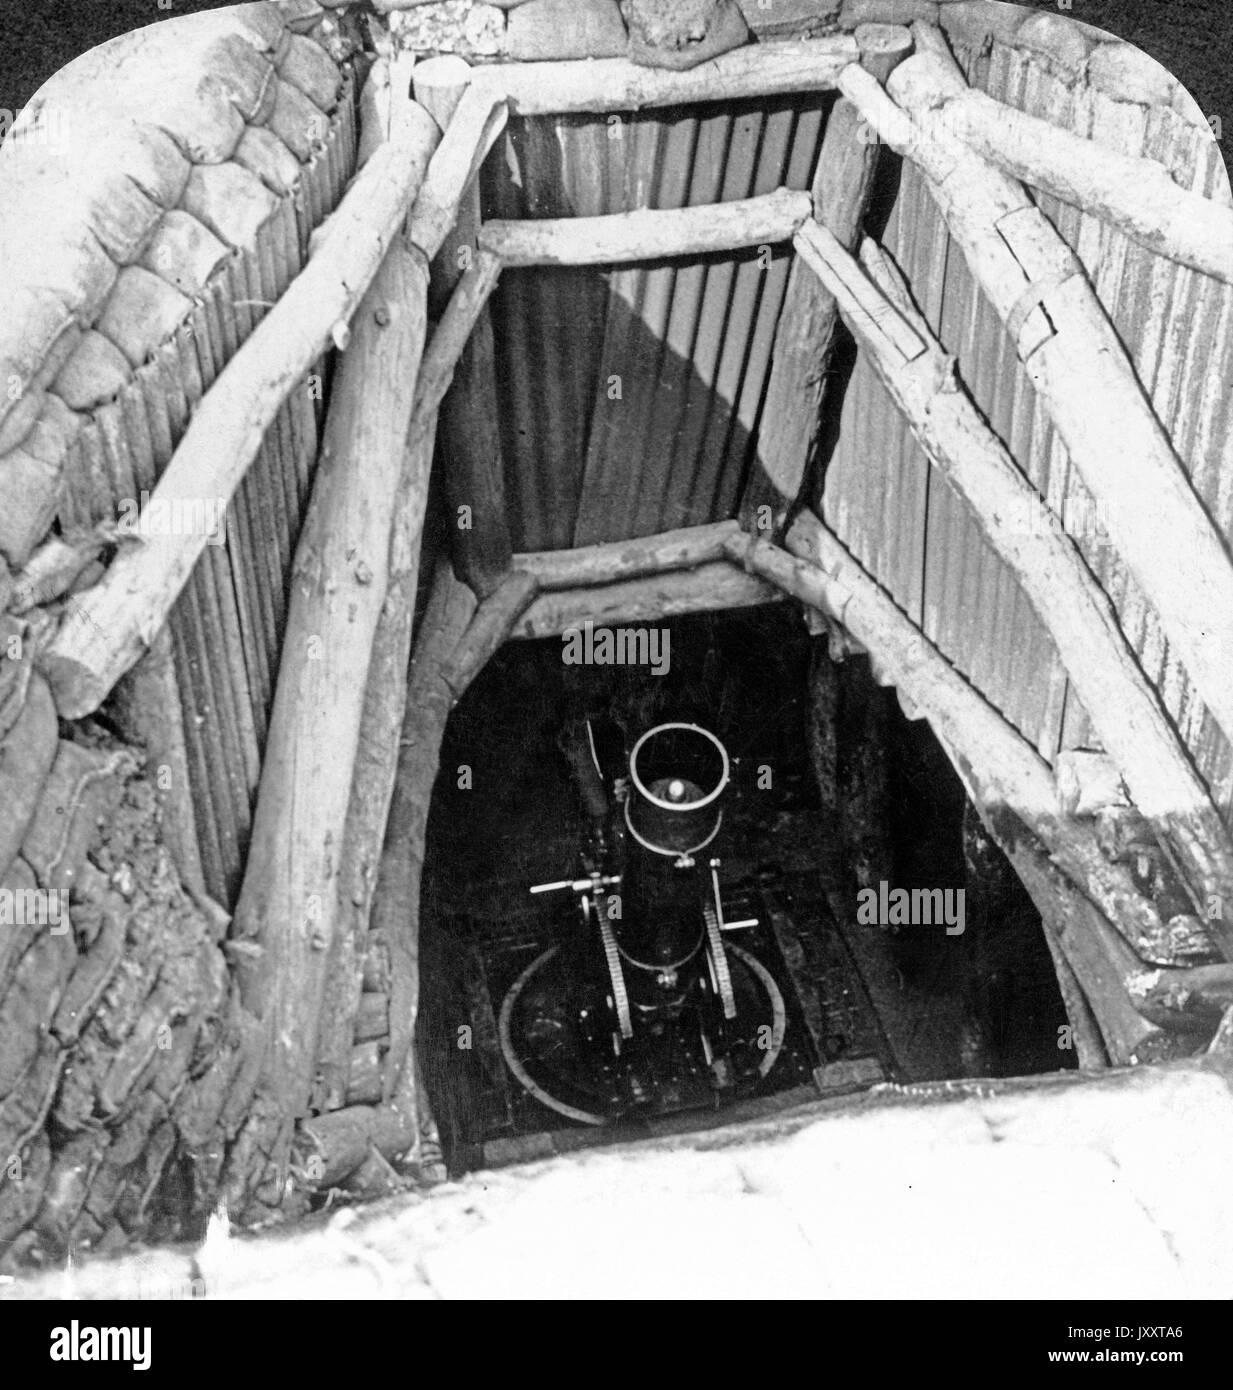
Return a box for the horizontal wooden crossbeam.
[514,521,741,589]
[471,36,858,115]
[480,189,812,267]
[512,560,782,639]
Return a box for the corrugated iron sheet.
[57,80,356,906]
[481,51,1232,827]
[820,36,1233,822]
[480,96,828,552]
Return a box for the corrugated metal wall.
[480,41,1233,830]
[481,96,828,551]
[822,38,1233,826]
[62,82,358,906]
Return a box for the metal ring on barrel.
[625,722,730,858]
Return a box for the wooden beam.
[512,561,783,639]
[227,231,429,1147]
[838,50,1233,756]
[738,30,908,535]
[418,57,513,601]
[749,520,1188,1060]
[736,517,1199,966]
[1055,751,1129,818]
[39,101,444,720]
[371,563,474,1099]
[1130,963,1233,1035]
[411,250,506,437]
[909,69,1233,285]
[790,220,1233,951]
[733,524,1058,814]
[480,189,812,267]
[41,81,509,722]
[314,250,503,1109]
[405,82,510,264]
[793,222,925,360]
[471,35,859,114]
[297,1066,423,1190]
[992,829,1178,1066]
[513,520,741,590]
[220,84,509,1180]
[371,567,538,1102]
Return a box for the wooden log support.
[1038,925,1110,1071]
[1055,751,1129,819]
[733,516,1196,967]
[354,563,474,1115]
[405,83,510,264]
[911,78,1233,285]
[221,83,509,1187]
[790,220,1233,951]
[408,252,506,438]
[40,82,508,723]
[472,35,860,114]
[837,46,1233,756]
[432,282,511,599]
[229,233,432,1127]
[997,836,1178,1066]
[739,26,910,535]
[39,103,442,720]
[479,189,812,267]
[417,57,513,601]
[315,251,504,1108]
[733,522,1060,818]
[296,1072,421,1191]
[514,520,741,589]
[296,1053,448,1192]
[733,522,1190,1059]
[1130,963,1233,1035]
[513,561,782,639]
[372,567,538,1104]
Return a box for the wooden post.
[315,251,503,1108]
[371,567,538,1103]
[223,83,508,1193]
[736,517,1195,967]
[789,219,1233,950]
[739,24,911,536]
[40,81,507,722]
[417,57,512,601]
[908,72,1233,285]
[838,47,1233,756]
[229,234,432,1135]
[986,825,1179,1066]
[734,521,1192,1059]
[1130,963,1233,1035]
[40,106,442,720]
